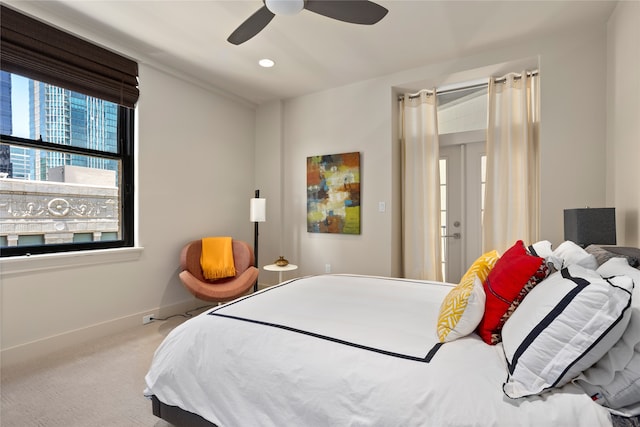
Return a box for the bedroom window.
[0,5,138,257]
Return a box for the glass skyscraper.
[0,71,13,176]
[29,81,118,180]
[2,74,119,180]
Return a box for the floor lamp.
[250,190,266,292]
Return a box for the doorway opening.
[437,84,487,282]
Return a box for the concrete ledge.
[0,246,144,276]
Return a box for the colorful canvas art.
[307,152,360,234]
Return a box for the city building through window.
[0,5,138,256]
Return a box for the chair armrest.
[179,266,259,302]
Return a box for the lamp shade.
[564,208,616,247]
[250,198,266,222]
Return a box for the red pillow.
[477,240,549,345]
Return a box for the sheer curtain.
[483,72,540,253]
[400,90,443,281]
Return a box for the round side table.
[263,263,298,283]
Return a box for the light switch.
[378,202,386,212]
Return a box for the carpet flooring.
[0,309,208,427]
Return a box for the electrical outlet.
[143,314,154,325]
[325,264,331,273]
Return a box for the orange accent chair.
[179,239,259,302]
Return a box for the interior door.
[439,141,486,282]
[439,145,463,282]
[464,142,487,269]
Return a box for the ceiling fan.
[227,0,388,45]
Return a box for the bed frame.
[151,394,640,427]
[148,268,640,427]
[151,395,217,427]
[151,396,640,427]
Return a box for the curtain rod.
[399,70,538,101]
[494,70,539,84]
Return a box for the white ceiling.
[7,0,618,106]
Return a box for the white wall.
[606,1,640,246]
[283,81,397,277]
[257,23,610,278]
[0,63,257,365]
[254,101,286,286]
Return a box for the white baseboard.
[0,299,205,369]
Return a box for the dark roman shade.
[0,4,139,108]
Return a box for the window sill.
[0,246,144,276]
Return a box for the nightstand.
[263,263,298,283]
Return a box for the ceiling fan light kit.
[265,0,305,15]
[228,0,388,45]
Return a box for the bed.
[145,241,640,426]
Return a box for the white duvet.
[145,274,613,426]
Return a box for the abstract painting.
[307,152,360,234]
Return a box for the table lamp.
[564,207,616,247]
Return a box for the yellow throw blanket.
[200,237,236,280]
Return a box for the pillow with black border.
[501,265,633,399]
[573,257,640,416]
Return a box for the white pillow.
[573,257,640,416]
[528,240,553,258]
[501,264,633,399]
[529,240,562,272]
[552,240,598,270]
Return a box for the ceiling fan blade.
[304,0,388,25]
[227,5,275,45]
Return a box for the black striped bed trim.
[507,268,589,376]
[208,276,443,363]
[210,312,443,363]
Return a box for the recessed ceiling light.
[259,58,275,68]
